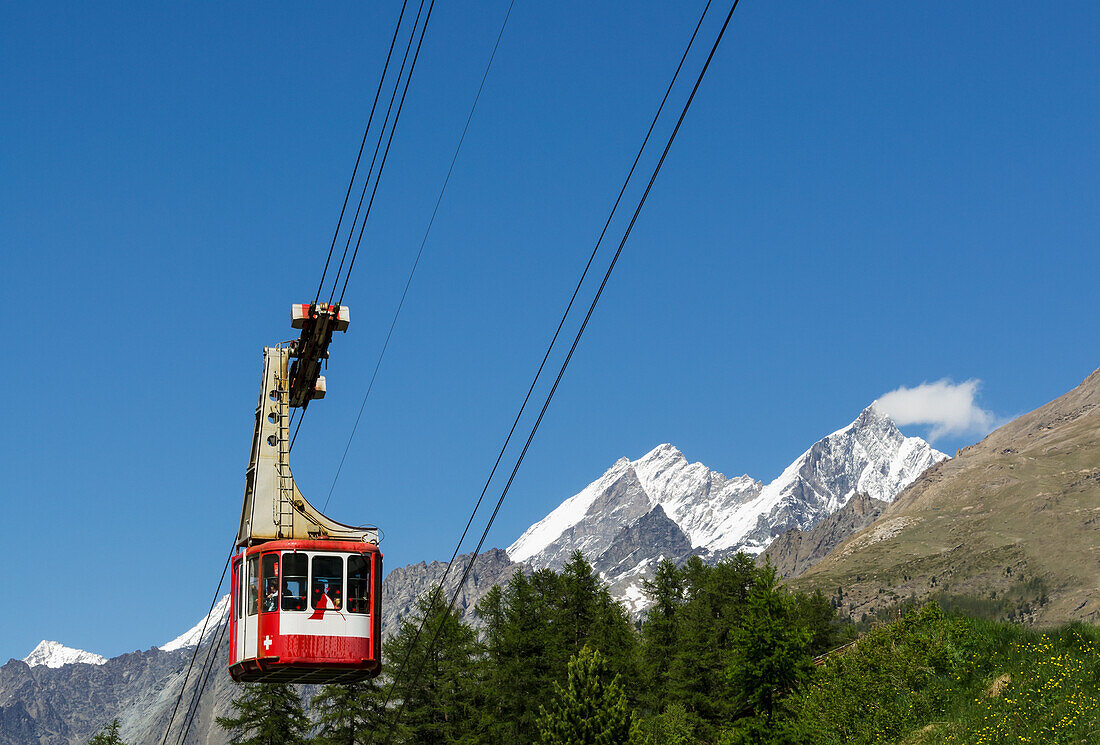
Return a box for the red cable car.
[229,539,381,683]
[228,304,383,683]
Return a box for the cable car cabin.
[229,539,382,683]
[230,305,382,684]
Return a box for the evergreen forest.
[94,552,1100,745]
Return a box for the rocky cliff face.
[594,505,695,612]
[0,644,233,745]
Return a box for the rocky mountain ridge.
[508,403,946,607]
[760,493,889,580]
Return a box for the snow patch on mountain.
[23,640,107,668]
[160,594,231,651]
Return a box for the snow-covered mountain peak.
[160,594,231,651]
[508,404,947,574]
[633,442,685,465]
[702,407,947,552]
[507,457,638,564]
[22,640,107,668]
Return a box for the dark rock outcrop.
[759,493,888,579]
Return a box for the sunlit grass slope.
[787,605,1100,744]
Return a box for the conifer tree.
[311,681,386,745]
[557,552,638,691]
[382,591,483,745]
[639,559,685,709]
[725,562,813,726]
[668,555,756,728]
[791,588,842,655]
[89,719,127,745]
[477,570,557,744]
[216,683,310,745]
[536,645,631,745]
[631,703,697,745]
[560,552,602,654]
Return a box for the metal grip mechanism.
[288,303,351,409]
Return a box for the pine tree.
[477,570,557,744]
[311,681,386,745]
[557,551,638,693]
[477,559,639,744]
[560,552,602,654]
[668,555,756,728]
[791,588,842,656]
[631,703,698,745]
[725,562,813,726]
[89,719,127,745]
[382,591,483,745]
[639,559,685,709]
[215,683,310,745]
[536,645,631,745]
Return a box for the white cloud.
[876,379,997,441]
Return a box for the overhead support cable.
[367,0,714,721]
[336,0,439,306]
[326,0,431,306]
[372,1,742,742]
[323,0,518,512]
[175,610,232,745]
[158,550,232,745]
[297,0,436,451]
[316,0,413,305]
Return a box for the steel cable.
[315,1,412,305]
[158,550,232,745]
[365,2,715,732]
[322,0,518,512]
[336,0,437,307]
[296,0,433,450]
[175,608,233,745]
[371,1,741,741]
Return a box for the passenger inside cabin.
[263,580,279,612]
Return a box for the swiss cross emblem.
[263,635,273,651]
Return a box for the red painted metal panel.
[229,559,240,666]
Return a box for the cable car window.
[348,554,370,614]
[246,555,258,616]
[234,562,242,620]
[311,555,343,611]
[282,553,308,611]
[261,553,279,613]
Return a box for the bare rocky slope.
[792,367,1100,625]
[760,493,889,579]
[0,644,235,745]
[381,548,521,632]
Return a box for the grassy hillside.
[785,605,1100,744]
[792,368,1100,626]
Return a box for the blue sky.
[1,1,1097,661]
